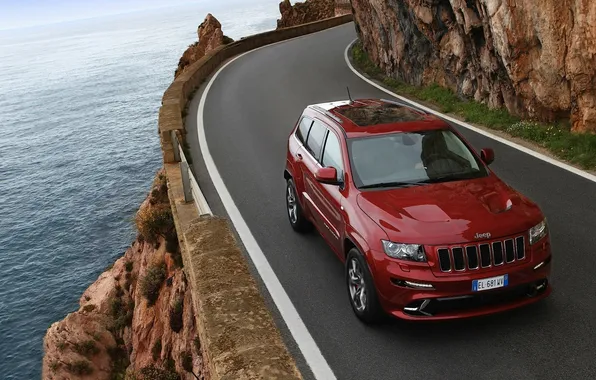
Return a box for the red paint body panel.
[285,99,552,320]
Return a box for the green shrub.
[125,261,133,272]
[82,304,96,313]
[111,297,123,317]
[110,296,134,331]
[139,365,180,380]
[135,205,174,244]
[140,262,167,306]
[181,351,193,373]
[56,341,67,351]
[115,283,124,297]
[108,344,130,380]
[193,337,201,352]
[49,360,61,372]
[165,352,176,373]
[151,338,162,361]
[166,232,182,268]
[73,340,100,357]
[169,297,184,333]
[223,35,234,44]
[66,360,93,376]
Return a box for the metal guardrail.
[171,130,212,216]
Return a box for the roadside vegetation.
[140,261,167,306]
[351,41,596,170]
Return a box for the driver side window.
[321,130,344,181]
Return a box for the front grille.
[436,235,526,273]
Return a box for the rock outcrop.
[175,13,233,78]
[43,171,204,380]
[277,0,335,29]
[351,0,596,132]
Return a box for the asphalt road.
[191,23,596,380]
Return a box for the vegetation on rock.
[351,42,596,170]
[140,262,167,306]
[169,296,184,333]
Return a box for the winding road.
[187,23,596,380]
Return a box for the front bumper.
[368,244,552,321]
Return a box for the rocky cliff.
[42,170,205,380]
[277,0,335,28]
[175,14,233,78]
[351,0,596,132]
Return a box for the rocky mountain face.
[42,171,204,380]
[175,14,233,78]
[277,0,336,28]
[351,0,596,132]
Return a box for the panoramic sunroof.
[335,103,425,126]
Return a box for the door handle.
[296,153,303,161]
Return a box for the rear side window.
[305,120,327,161]
[296,116,313,144]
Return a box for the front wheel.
[286,178,312,233]
[346,248,383,324]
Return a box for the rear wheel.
[346,248,383,324]
[286,178,312,233]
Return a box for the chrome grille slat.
[452,247,466,271]
[515,236,525,260]
[466,246,479,269]
[438,235,527,273]
[438,248,451,272]
[479,244,491,268]
[492,241,504,265]
[505,239,515,263]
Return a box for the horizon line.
[0,1,201,32]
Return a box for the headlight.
[382,240,427,262]
[529,218,548,245]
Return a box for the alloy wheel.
[348,258,367,312]
[287,184,297,224]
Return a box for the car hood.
[356,175,543,245]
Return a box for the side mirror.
[315,167,341,185]
[481,148,495,165]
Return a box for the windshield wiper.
[420,171,482,184]
[359,181,427,189]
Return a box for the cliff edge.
[175,14,233,78]
[277,0,336,29]
[351,0,596,132]
[43,170,205,380]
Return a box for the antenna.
[347,86,353,104]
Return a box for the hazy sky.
[0,0,213,30]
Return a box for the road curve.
[195,23,596,379]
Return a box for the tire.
[346,248,383,324]
[285,178,312,233]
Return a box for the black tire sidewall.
[286,178,310,232]
[346,248,382,323]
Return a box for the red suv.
[284,98,552,323]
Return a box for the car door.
[289,115,314,188]
[314,127,346,255]
[301,119,345,253]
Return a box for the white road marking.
[197,39,338,380]
[344,38,596,184]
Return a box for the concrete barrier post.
[180,161,193,203]
[171,130,181,162]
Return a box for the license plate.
[472,274,508,292]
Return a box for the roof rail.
[380,98,428,114]
[310,105,344,123]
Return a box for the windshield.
[347,129,489,189]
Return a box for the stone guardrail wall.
[158,14,353,380]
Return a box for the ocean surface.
[0,1,280,378]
